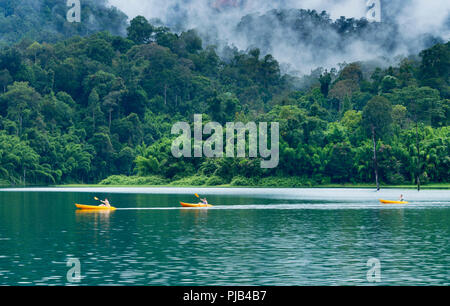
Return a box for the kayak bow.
[75,204,117,210]
[379,199,409,204]
[180,202,213,208]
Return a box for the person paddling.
[194,193,208,206]
[99,198,111,208]
[400,194,405,202]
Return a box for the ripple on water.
[0,188,449,285]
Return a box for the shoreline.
[10,183,449,190]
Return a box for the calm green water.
[0,187,449,286]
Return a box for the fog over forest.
[107,0,450,74]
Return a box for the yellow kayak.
[379,199,409,204]
[180,202,213,208]
[75,204,117,210]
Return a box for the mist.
[107,0,450,75]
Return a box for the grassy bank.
[55,175,450,189]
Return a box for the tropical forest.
[0,0,448,188]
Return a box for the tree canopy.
[0,15,448,187]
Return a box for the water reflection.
[74,210,115,252]
[0,188,449,285]
[75,210,114,226]
[75,210,114,217]
[179,208,209,220]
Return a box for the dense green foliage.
[0,15,448,186]
[0,0,127,46]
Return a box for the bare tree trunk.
[109,109,112,130]
[19,115,22,136]
[92,110,95,130]
[164,84,167,105]
[371,125,380,191]
[416,122,421,191]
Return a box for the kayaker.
[99,198,111,207]
[400,194,405,202]
[199,198,208,205]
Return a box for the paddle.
[94,196,112,208]
[94,196,102,206]
[195,193,204,203]
[94,196,107,207]
[194,193,208,206]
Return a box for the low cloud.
[107,0,450,75]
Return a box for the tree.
[328,79,359,113]
[53,57,84,98]
[121,87,148,118]
[391,105,408,129]
[111,113,143,146]
[178,30,203,54]
[86,38,115,65]
[380,75,398,93]
[362,96,393,190]
[387,85,445,190]
[0,69,12,92]
[90,132,115,180]
[41,93,73,131]
[419,42,450,98]
[1,82,41,135]
[116,147,135,175]
[319,71,332,97]
[62,143,93,182]
[87,89,101,131]
[26,42,42,64]
[0,131,43,185]
[127,16,154,44]
[103,91,122,130]
[419,42,449,83]
[338,63,363,84]
[135,156,159,176]
[408,97,428,191]
[326,143,354,183]
[0,48,22,75]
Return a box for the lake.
[0,187,449,286]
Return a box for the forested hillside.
[0,0,127,46]
[234,8,442,74]
[0,13,448,187]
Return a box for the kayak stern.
[379,199,409,204]
[180,202,213,208]
[75,204,117,210]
